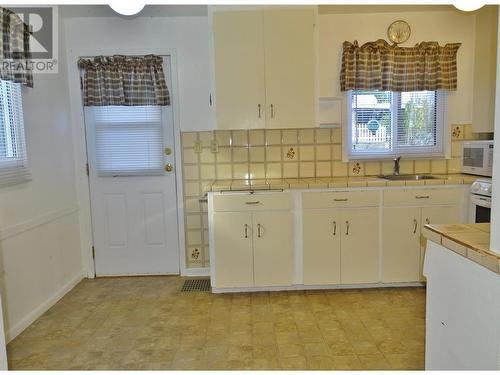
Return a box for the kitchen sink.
[377,174,444,181]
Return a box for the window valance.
[78,54,170,106]
[340,39,461,92]
[0,7,33,87]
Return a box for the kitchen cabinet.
[472,5,498,133]
[382,189,465,283]
[211,192,293,289]
[212,8,315,129]
[302,191,380,285]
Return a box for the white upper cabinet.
[472,5,498,133]
[212,8,316,129]
[213,11,266,129]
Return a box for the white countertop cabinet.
[208,185,468,293]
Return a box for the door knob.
[165,164,174,172]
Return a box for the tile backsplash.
[181,124,478,268]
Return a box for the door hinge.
[92,246,95,259]
[209,93,212,106]
[86,163,89,176]
[80,76,83,90]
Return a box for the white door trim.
[65,46,186,278]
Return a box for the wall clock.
[387,20,411,45]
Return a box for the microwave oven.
[461,140,494,177]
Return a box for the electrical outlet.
[210,140,219,153]
[193,140,203,153]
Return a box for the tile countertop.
[204,174,477,192]
[423,223,500,274]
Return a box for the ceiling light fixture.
[453,0,484,12]
[109,0,145,16]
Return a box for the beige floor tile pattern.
[7,277,426,370]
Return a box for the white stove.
[469,178,492,223]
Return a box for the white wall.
[63,12,213,132]
[319,10,475,125]
[0,13,83,342]
[490,7,500,254]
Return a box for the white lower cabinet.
[303,207,380,285]
[210,186,466,291]
[382,189,465,283]
[211,193,293,289]
[213,211,254,288]
[382,207,422,283]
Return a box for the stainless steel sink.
[377,174,444,181]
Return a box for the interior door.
[341,208,380,284]
[302,209,341,285]
[84,56,180,276]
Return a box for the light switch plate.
[193,140,203,153]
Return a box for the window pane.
[92,106,164,177]
[396,91,437,148]
[0,80,30,187]
[351,91,392,152]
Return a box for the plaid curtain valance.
[78,54,170,106]
[340,39,461,92]
[0,7,33,87]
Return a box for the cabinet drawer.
[302,191,380,209]
[212,192,292,212]
[383,188,464,206]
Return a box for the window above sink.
[346,90,446,160]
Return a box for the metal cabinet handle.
[257,224,262,238]
[425,218,430,225]
[413,219,418,234]
[345,221,349,235]
[258,104,261,118]
[333,221,337,236]
[416,195,430,199]
[270,104,274,118]
[334,198,348,202]
[244,224,248,238]
[245,201,260,205]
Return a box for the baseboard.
[5,273,84,343]
[182,267,210,277]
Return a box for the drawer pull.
[334,198,348,202]
[244,224,249,238]
[245,201,261,205]
[345,221,349,235]
[333,221,337,236]
[257,224,262,238]
[413,219,418,234]
[415,195,430,199]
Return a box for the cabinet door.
[341,208,380,284]
[420,205,464,281]
[263,8,315,128]
[213,11,266,129]
[213,211,254,288]
[382,207,421,283]
[252,211,293,287]
[302,209,341,285]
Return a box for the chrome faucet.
[393,156,401,175]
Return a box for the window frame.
[345,90,447,161]
[0,79,30,187]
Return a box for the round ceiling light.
[453,0,484,12]
[109,1,145,16]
